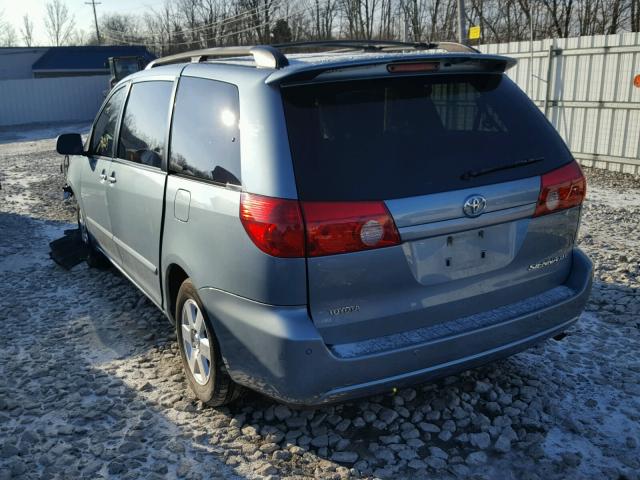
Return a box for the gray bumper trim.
[331,285,576,359]
[199,248,593,405]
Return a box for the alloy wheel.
[181,299,212,385]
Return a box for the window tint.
[282,74,572,201]
[117,81,173,168]
[429,82,507,132]
[169,77,241,185]
[90,87,126,156]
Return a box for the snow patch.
[585,185,640,209]
[0,121,91,145]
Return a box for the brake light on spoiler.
[240,193,400,258]
[534,161,586,217]
[387,62,439,73]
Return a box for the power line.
[101,1,283,41]
[100,1,335,49]
[85,0,102,45]
[101,3,309,48]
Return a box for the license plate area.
[403,223,518,285]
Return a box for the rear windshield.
[282,74,572,201]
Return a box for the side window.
[169,77,241,185]
[117,81,173,168]
[90,87,126,156]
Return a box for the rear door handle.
[108,172,116,184]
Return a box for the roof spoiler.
[265,53,517,85]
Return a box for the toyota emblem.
[463,195,487,218]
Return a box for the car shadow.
[0,212,246,479]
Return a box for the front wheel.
[76,202,109,269]
[175,279,241,406]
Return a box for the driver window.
[90,87,126,157]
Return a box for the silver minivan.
[57,41,593,406]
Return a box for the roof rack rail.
[430,41,481,53]
[146,45,289,69]
[272,40,479,54]
[146,40,479,70]
[272,40,436,51]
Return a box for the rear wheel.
[175,279,240,406]
[77,202,109,268]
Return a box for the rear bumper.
[199,248,593,405]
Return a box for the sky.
[0,0,166,46]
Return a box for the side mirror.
[56,133,85,156]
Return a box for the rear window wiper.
[460,157,544,180]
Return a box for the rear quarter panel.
[161,176,307,307]
[161,65,307,310]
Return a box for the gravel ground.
[0,130,639,480]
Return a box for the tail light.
[240,194,401,258]
[302,201,400,257]
[534,161,586,217]
[240,193,305,257]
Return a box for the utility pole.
[86,0,102,45]
[456,0,467,44]
[404,16,409,42]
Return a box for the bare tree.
[56,0,639,55]
[401,0,428,41]
[359,0,381,39]
[540,0,574,37]
[308,0,339,39]
[633,0,640,31]
[237,0,280,43]
[44,0,76,46]
[339,0,381,39]
[285,0,311,40]
[177,0,202,49]
[144,3,175,55]
[21,14,35,47]
[99,12,143,44]
[70,28,88,45]
[602,0,627,33]
[0,26,18,46]
[426,0,442,41]
[199,0,227,47]
[0,10,17,46]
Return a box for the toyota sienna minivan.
[57,41,593,406]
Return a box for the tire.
[77,202,109,269]
[175,279,241,406]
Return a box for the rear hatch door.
[282,72,578,346]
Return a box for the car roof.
[120,44,516,87]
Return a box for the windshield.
[282,74,572,201]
